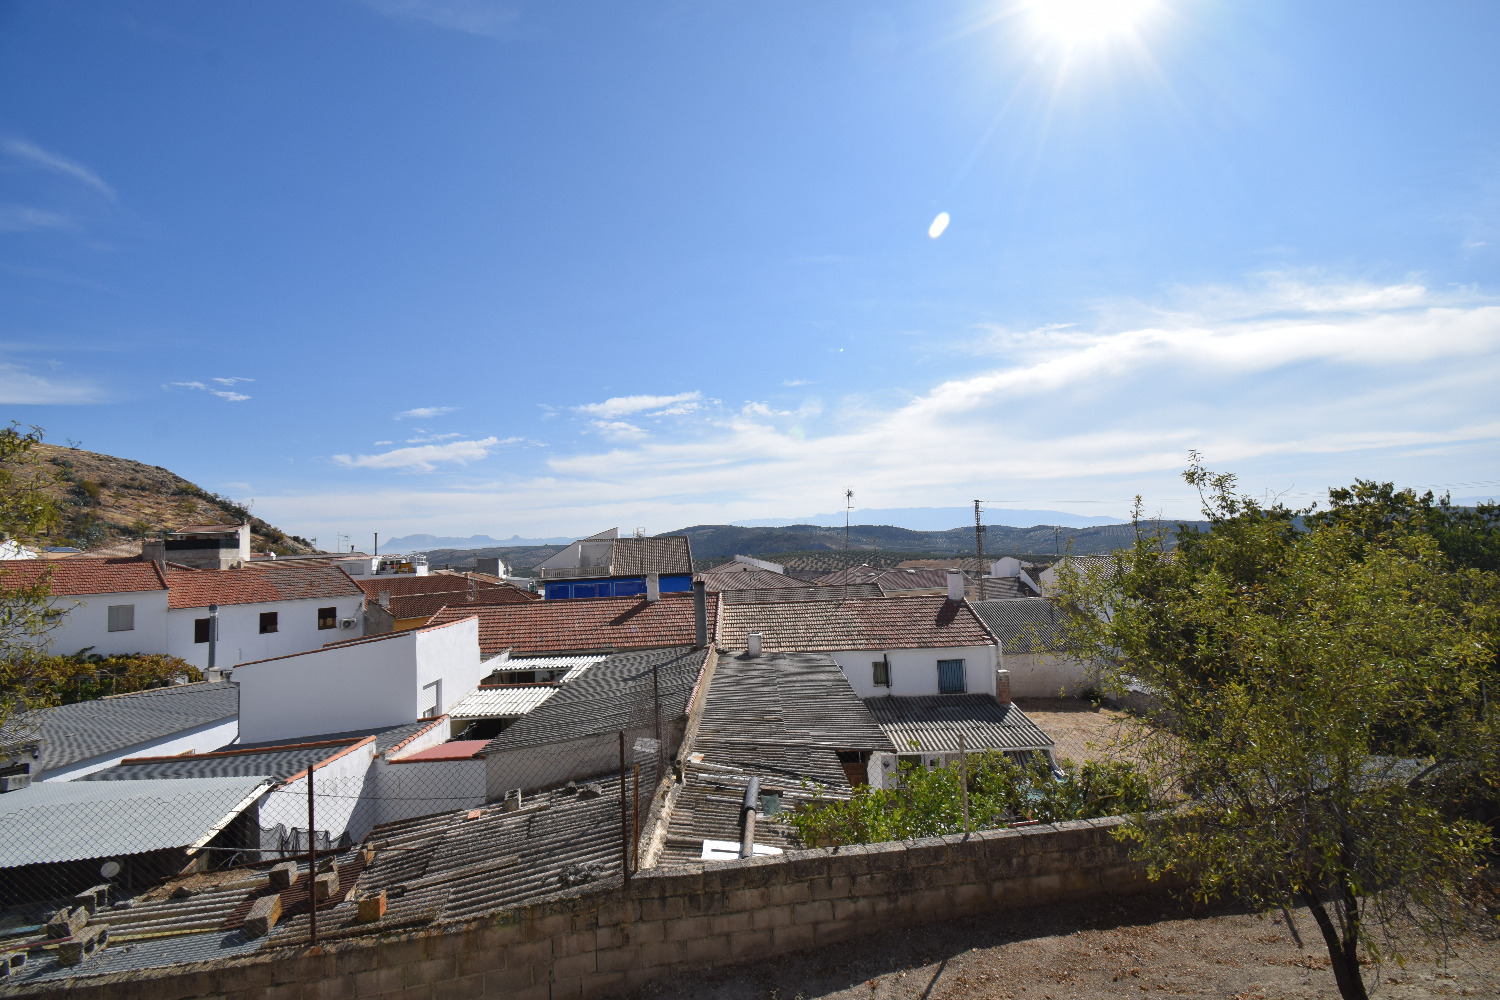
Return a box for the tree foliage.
[0,423,67,732]
[784,753,1154,848]
[24,649,201,705]
[1050,456,1499,1000]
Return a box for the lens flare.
[1027,0,1158,45]
[928,212,951,239]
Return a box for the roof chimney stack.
[646,572,660,603]
[946,570,964,603]
[995,668,1012,706]
[747,631,762,656]
[693,580,708,648]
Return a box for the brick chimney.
[693,580,708,648]
[995,668,1012,706]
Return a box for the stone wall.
[12,816,1146,1000]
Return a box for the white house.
[0,558,170,658]
[231,616,487,745]
[163,563,367,671]
[716,584,1001,699]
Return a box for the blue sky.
[2,0,1498,545]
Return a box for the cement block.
[71,884,110,914]
[314,872,340,902]
[269,862,300,890]
[0,950,26,977]
[244,894,283,939]
[357,891,387,924]
[57,924,108,966]
[45,906,87,939]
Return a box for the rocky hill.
[16,443,319,556]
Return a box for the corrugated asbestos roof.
[718,594,994,653]
[446,685,558,720]
[165,563,366,609]
[971,597,1067,652]
[228,718,442,757]
[691,652,893,784]
[483,646,708,753]
[718,583,883,604]
[482,654,604,681]
[428,592,717,656]
[80,737,369,783]
[863,695,1055,753]
[0,776,272,867]
[16,681,239,776]
[0,557,166,595]
[657,765,829,869]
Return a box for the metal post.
[652,662,663,777]
[618,731,630,887]
[633,763,641,872]
[973,501,987,601]
[307,763,318,945]
[958,733,971,836]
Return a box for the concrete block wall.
[10,817,1147,1000]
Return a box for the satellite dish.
[100,860,121,879]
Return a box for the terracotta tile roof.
[390,739,488,762]
[697,565,808,592]
[354,575,532,601]
[719,583,883,604]
[816,565,963,591]
[606,536,693,575]
[0,557,166,595]
[386,588,532,621]
[165,563,365,609]
[718,594,993,653]
[428,591,717,656]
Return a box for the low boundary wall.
[9,816,1147,1000]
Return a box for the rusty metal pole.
[307,763,318,946]
[633,763,641,872]
[652,662,663,777]
[618,731,630,888]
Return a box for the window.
[937,658,967,694]
[194,618,211,644]
[317,607,338,630]
[259,611,279,634]
[872,658,890,688]
[421,680,441,719]
[107,605,135,633]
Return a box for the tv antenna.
[973,500,987,601]
[843,488,855,598]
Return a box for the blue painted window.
[614,578,646,597]
[546,583,571,600]
[659,575,693,593]
[572,583,599,599]
[937,659,966,694]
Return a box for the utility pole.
[973,500,987,601]
[844,488,854,601]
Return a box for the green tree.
[1051,458,1499,1000]
[0,423,67,733]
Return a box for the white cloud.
[2,139,115,200]
[0,362,103,404]
[358,0,519,39]
[575,391,704,418]
[332,436,516,473]
[258,279,1500,537]
[396,406,456,420]
[406,432,463,443]
[164,380,252,402]
[781,379,814,387]
[0,205,75,232]
[374,440,394,446]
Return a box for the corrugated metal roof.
[13,681,239,776]
[971,598,1067,652]
[79,738,367,782]
[446,685,558,720]
[864,695,1055,753]
[0,776,272,867]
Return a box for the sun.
[1025,0,1159,46]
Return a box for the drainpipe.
[207,603,218,676]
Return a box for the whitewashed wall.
[1000,650,1096,698]
[234,617,482,745]
[485,731,621,802]
[46,590,170,658]
[259,740,379,845]
[830,644,1000,699]
[373,756,486,827]
[165,595,365,670]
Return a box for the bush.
[33,650,201,704]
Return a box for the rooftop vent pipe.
[946,570,965,603]
[692,580,708,648]
[747,632,762,656]
[739,776,760,859]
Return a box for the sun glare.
[1026,0,1158,45]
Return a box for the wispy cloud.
[406,431,463,443]
[333,436,515,473]
[575,391,704,419]
[0,362,104,404]
[262,278,1500,537]
[2,139,116,200]
[781,379,814,387]
[164,379,253,402]
[396,406,456,420]
[0,205,76,233]
[359,0,520,40]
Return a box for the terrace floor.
[1013,697,1140,767]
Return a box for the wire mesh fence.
[0,675,683,983]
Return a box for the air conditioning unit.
[339,618,357,629]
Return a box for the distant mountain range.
[734,506,1124,530]
[383,533,575,552]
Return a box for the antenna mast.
[844,488,854,600]
[973,500,987,601]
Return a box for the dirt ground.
[1013,698,1138,767]
[619,893,1500,1000]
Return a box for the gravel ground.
[1012,698,1139,766]
[618,893,1500,1000]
